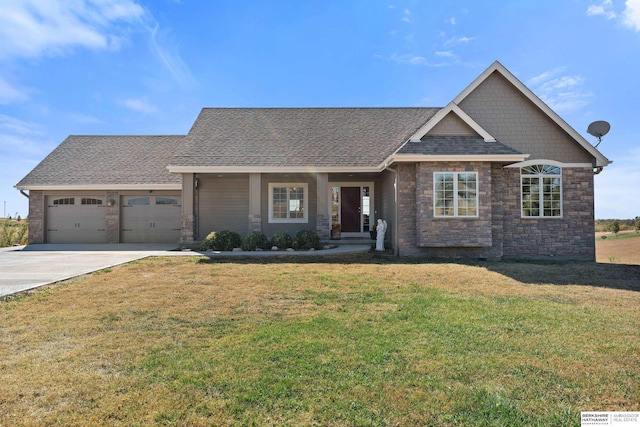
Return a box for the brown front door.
[340,187,361,232]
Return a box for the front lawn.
[1,255,639,426]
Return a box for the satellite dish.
[587,120,610,147]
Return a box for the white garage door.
[121,195,181,243]
[47,196,106,244]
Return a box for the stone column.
[105,191,120,243]
[27,190,44,244]
[181,173,195,244]
[316,173,330,240]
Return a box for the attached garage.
[121,194,182,243]
[46,196,107,244]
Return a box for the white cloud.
[0,114,52,156]
[388,53,451,68]
[527,68,592,113]
[623,0,640,30]
[446,17,457,25]
[149,24,196,89]
[402,8,411,23]
[435,51,456,58]
[120,98,157,114]
[0,76,30,104]
[0,0,147,59]
[587,0,616,19]
[445,36,474,46]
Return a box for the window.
[127,197,150,206]
[156,197,179,205]
[268,183,308,223]
[53,198,74,205]
[521,164,562,217]
[81,198,103,205]
[434,172,478,217]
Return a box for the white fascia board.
[503,159,593,168]
[14,184,182,191]
[453,61,611,168]
[407,102,496,143]
[167,165,384,174]
[389,153,529,163]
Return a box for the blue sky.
[1,0,638,219]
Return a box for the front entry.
[340,187,361,232]
[331,183,373,236]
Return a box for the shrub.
[292,229,321,250]
[271,232,293,249]
[0,219,28,247]
[241,231,269,251]
[199,230,242,251]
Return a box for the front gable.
[454,61,610,168]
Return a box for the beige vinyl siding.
[459,72,593,163]
[198,174,250,238]
[426,112,477,136]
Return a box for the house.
[16,61,611,260]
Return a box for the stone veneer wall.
[499,166,595,261]
[416,162,493,248]
[396,162,596,260]
[27,190,44,244]
[396,164,417,256]
[105,191,120,243]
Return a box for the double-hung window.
[434,172,478,217]
[268,183,308,223]
[521,164,562,217]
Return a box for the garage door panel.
[121,195,181,243]
[46,197,106,244]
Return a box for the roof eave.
[388,153,530,163]
[166,165,386,174]
[15,184,182,191]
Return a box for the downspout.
[385,165,400,257]
[20,190,29,199]
[593,167,603,175]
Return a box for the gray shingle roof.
[171,108,440,168]
[16,135,183,187]
[398,135,523,156]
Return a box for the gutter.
[19,190,29,199]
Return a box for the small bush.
[241,231,269,251]
[199,230,242,251]
[271,232,293,249]
[292,229,321,250]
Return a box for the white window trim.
[520,165,563,219]
[433,172,479,218]
[268,183,309,223]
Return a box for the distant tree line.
[595,217,640,234]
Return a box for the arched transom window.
[521,164,562,218]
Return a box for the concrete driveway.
[0,244,182,297]
[0,243,372,297]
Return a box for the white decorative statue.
[375,219,387,251]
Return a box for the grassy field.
[1,253,639,426]
[596,231,640,264]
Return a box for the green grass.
[1,256,638,426]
